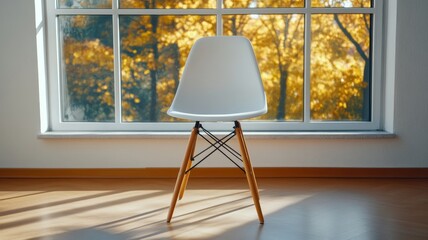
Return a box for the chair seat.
[167,36,267,122]
[167,108,267,121]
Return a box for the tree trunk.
[149,15,159,121]
[334,14,371,121]
[171,43,180,93]
[276,69,288,120]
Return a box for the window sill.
[38,130,396,139]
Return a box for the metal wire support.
[184,122,246,174]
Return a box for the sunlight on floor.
[1,178,428,239]
[0,181,311,239]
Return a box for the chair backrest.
[168,36,267,121]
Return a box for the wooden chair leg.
[179,139,196,200]
[235,121,264,224]
[167,126,198,223]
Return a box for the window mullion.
[303,0,311,123]
[371,0,383,128]
[47,0,62,130]
[54,9,114,15]
[113,2,121,123]
[216,0,222,35]
[306,8,374,14]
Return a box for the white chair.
[166,36,267,224]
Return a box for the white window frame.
[39,0,384,133]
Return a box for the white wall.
[0,0,427,168]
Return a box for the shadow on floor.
[29,228,130,240]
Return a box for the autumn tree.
[60,15,115,122]
[311,0,372,120]
[224,18,304,120]
[333,13,372,121]
[119,4,215,121]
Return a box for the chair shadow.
[28,228,130,240]
[0,190,167,231]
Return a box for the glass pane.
[312,0,372,8]
[120,0,216,9]
[58,0,112,8]
[120,15,216,122]
[59,15,114,122]
[224,0,304,8]
[224,14,305,121]
[311,14,372,121]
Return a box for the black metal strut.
[185,122,246,174]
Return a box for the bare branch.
[334,14,368,62]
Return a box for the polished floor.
[0,178,427,240]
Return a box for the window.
[42,0,383,132]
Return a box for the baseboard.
[0,168,427,178]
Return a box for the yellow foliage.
[62,2,370,122]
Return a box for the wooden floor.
[0,178,427,240]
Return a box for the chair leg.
[235,121,264,224]
[179,138,196,200]
[167,125,199,223]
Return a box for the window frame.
[42,0,384,132]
